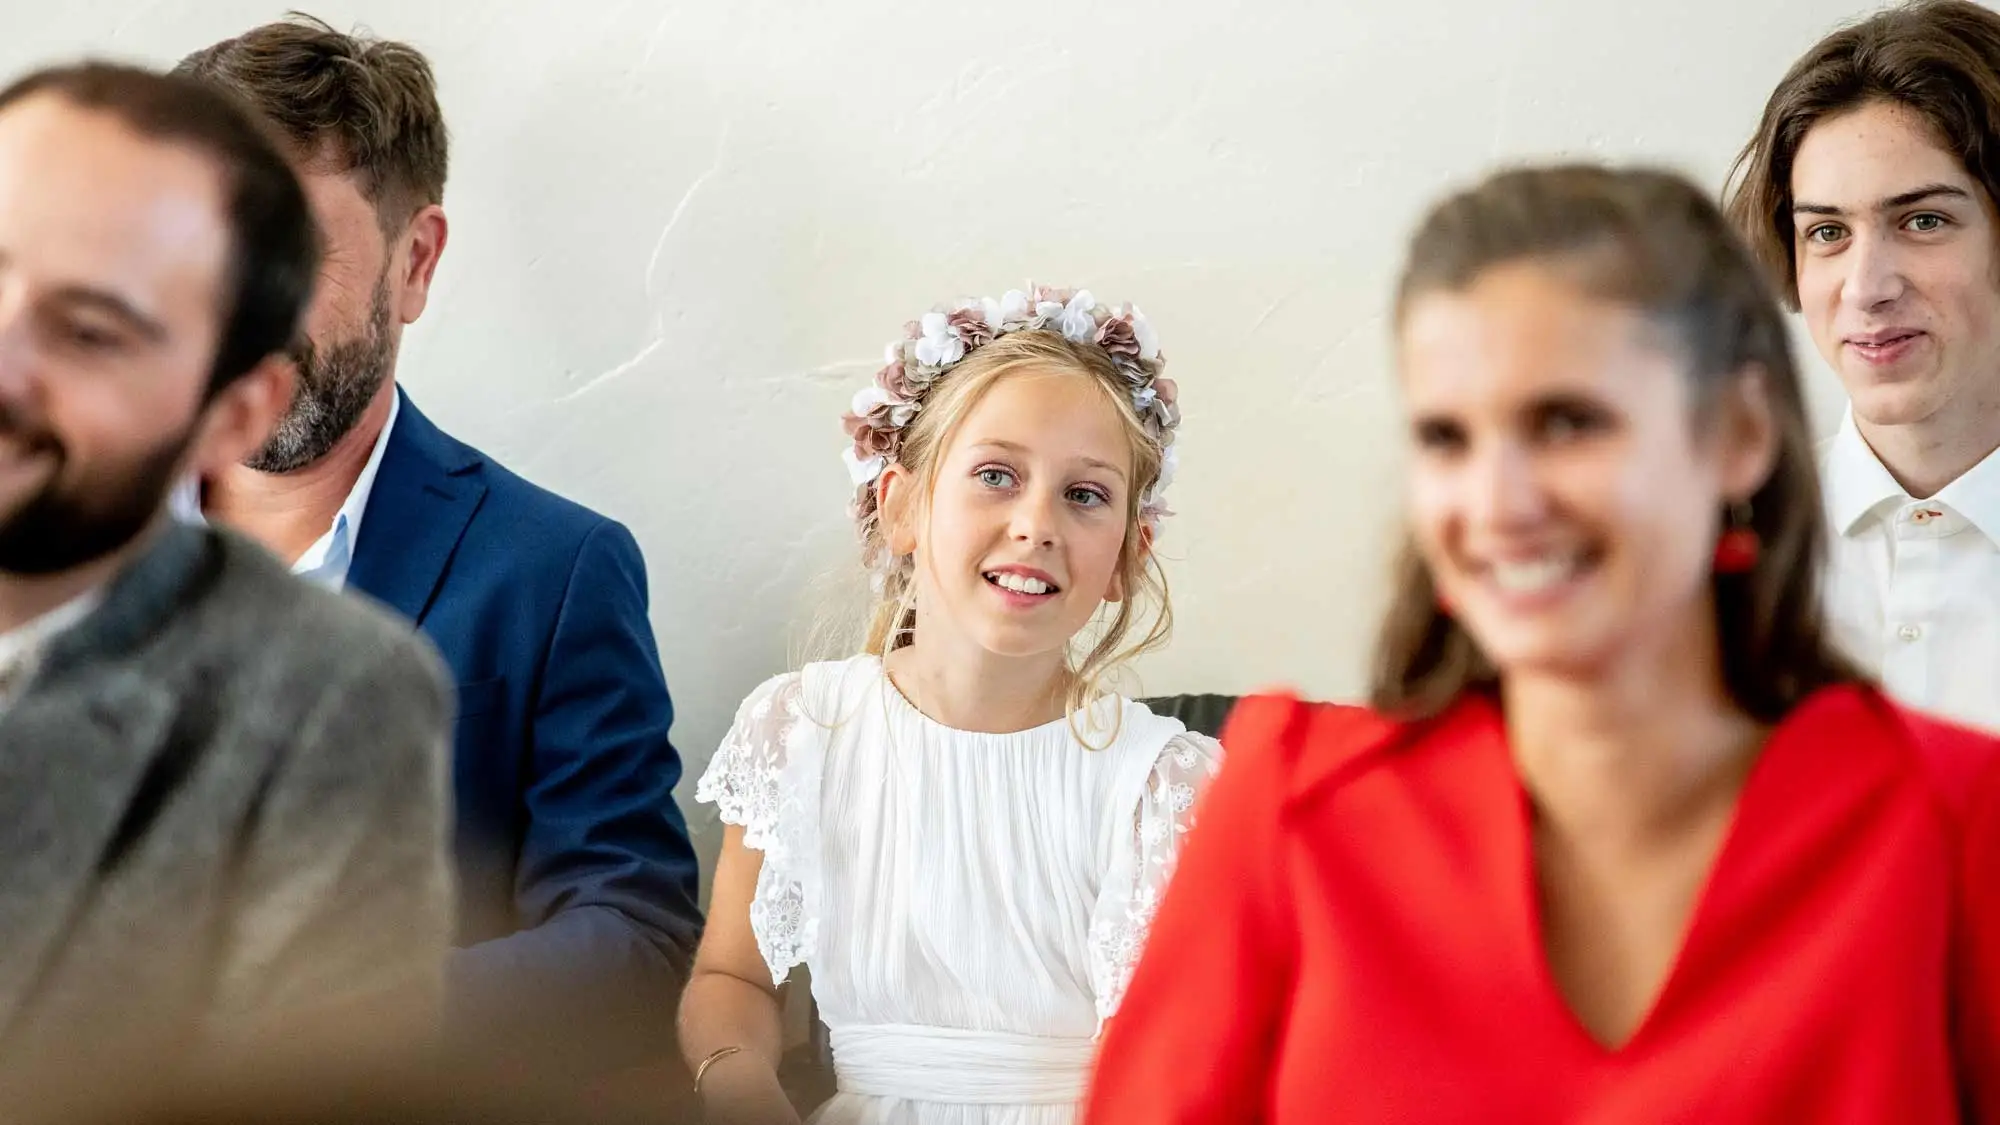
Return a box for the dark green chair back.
[1137,693,1240,738]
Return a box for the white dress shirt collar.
[0,589,103,710]
[1823,402,2000,547]
[169,388,400,591]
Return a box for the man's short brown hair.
[1724,0,2000,309]
[173,12,447,231]
[0,62,319,395]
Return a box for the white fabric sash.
[831,1023,1093,1105]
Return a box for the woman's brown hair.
[1369,163,1864,721]
[1724,0,2000,306]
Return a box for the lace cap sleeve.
[695,671,823,985]
[696,673,802,845]
[1088,730,1224,1026]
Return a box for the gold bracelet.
[693,1045,745,1092]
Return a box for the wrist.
[694,1044,746,1090]
[695,1047,777,1099]
[698,1056,796,1124]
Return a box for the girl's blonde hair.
[853,330,1174,733]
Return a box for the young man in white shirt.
[1727,0,2000,731]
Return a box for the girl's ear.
[877,464,920,558]
[1106,523,1153,604]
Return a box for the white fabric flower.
[1143,444,1179,517]
[843,446,886,486]
[855,384,915,427]
[1129,305,1160,360]
[853,282,1184,542]
[1058,290,1097,342]
[851,385,892,415]
[915,311,965,368]
[982,290,1029,330]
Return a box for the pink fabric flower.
[1097,315,1141,361]
[842,387,906,463]
[946,306,994,350]
[875,360,914,401]
[847,283,1182,543]
[843,409,898,460]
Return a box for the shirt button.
[1898,624,1922,642]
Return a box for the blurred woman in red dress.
[1082,164,2000,1124]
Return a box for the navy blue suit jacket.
[346,388,702,1080]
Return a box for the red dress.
[1082,684,2000,1124]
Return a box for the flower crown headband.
[840,285,1181,558]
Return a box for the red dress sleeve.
[1958,751,2000,1123]
[1082,693,1309,1125]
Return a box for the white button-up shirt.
[1821,404,2000,732]
[0,590,101,713]
[170,391,400,591]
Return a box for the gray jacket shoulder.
[196,530,452,725]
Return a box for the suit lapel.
[345,390,487,625]
[0,672,176,1034]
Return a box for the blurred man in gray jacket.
[0,60,453,1095]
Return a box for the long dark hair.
[1369,163,1864,722]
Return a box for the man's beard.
[246,273,396,474]
[0,400,195,577]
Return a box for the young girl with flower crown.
[676,286,1221,1125]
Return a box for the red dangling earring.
[1714,501,1760,574]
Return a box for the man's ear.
[185,356,293,476]
[393,204,448,326]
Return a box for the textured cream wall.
[14,0,1873,863]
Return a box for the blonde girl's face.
[889,369,1138,663]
